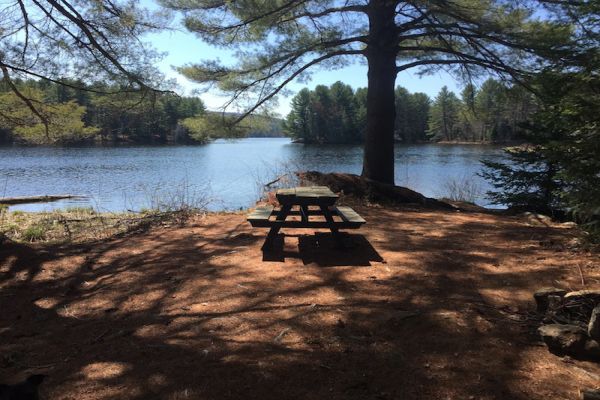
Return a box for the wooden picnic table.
[247,186,365,249]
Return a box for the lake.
[0,138,505,212]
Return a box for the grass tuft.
[22,223,48,242]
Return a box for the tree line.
[285,79,536,144]
[0,79,283,146]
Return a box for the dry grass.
[0,207,203,244]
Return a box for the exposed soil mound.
[298,171,456,210]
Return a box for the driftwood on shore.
[0,194,84,205]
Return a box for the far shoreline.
[0,138,515,148]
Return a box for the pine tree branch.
[231,49,364,124]
[16,0,30,63]
[45,0,147,88]
[0,62,49,138]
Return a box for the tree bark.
[361,1,398,184]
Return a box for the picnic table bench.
[247,186,365,249]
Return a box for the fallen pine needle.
[273,328,291,343]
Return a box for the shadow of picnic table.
[262,233,384,266]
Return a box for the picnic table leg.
[319,205,343,246]
[262,204,292,250]
[300,205,310,222]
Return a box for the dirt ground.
[1,204,600,399]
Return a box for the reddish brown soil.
[1,205,600,399]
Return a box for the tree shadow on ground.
[1,209,599,399]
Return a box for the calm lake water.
[0,138,505,212]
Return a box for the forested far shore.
[1,77,535,147]
[0,79,285,146]
[284,79,535,144]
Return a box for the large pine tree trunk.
[361,2,398,184]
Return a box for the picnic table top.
[276,186,338,200]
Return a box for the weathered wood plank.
[335,206,366,224]
[247,205,274,222]
[277,196,338,207]
[275,186,338,203]
[249,220,363,229]
[283,209,324,216]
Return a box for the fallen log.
[0,194,84,205]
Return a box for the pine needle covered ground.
[1,204,599,399]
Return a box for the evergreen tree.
[409,93,432,143]
[475,79,509,141]
[427,87,461,141]
[310,85,333,143]
[330,82,359,143]
[284,88,313,142]
[459,84,479,141]
[394,87,412,142]
[354,88,368,141]
[481,69,600,232]
[480,146,561,214]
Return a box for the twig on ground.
[577,263,586,286]
[273,328,291,343]
[91,329,111,343]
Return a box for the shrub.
[22,224,47,242]
[439,175,482,204]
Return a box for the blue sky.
[143,7,463,117]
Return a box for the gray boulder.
[583,339,600,359]
[564,290,600,319]
[534,287,567,313]
[539,324,600,360]
[589,305,600,341]
[539,324,587,354]
[564,290,600,302]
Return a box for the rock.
[538,324,588,355]
[534,287,566,313]
[583,339,600,359]
[580,389,600,400]
[564,289,600,302]
[523,212,553,226]
[548,295,564,311]
[589,305,600,341]
[539,324,600,360]
[560,221,578,229]
[564,290,600,318]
